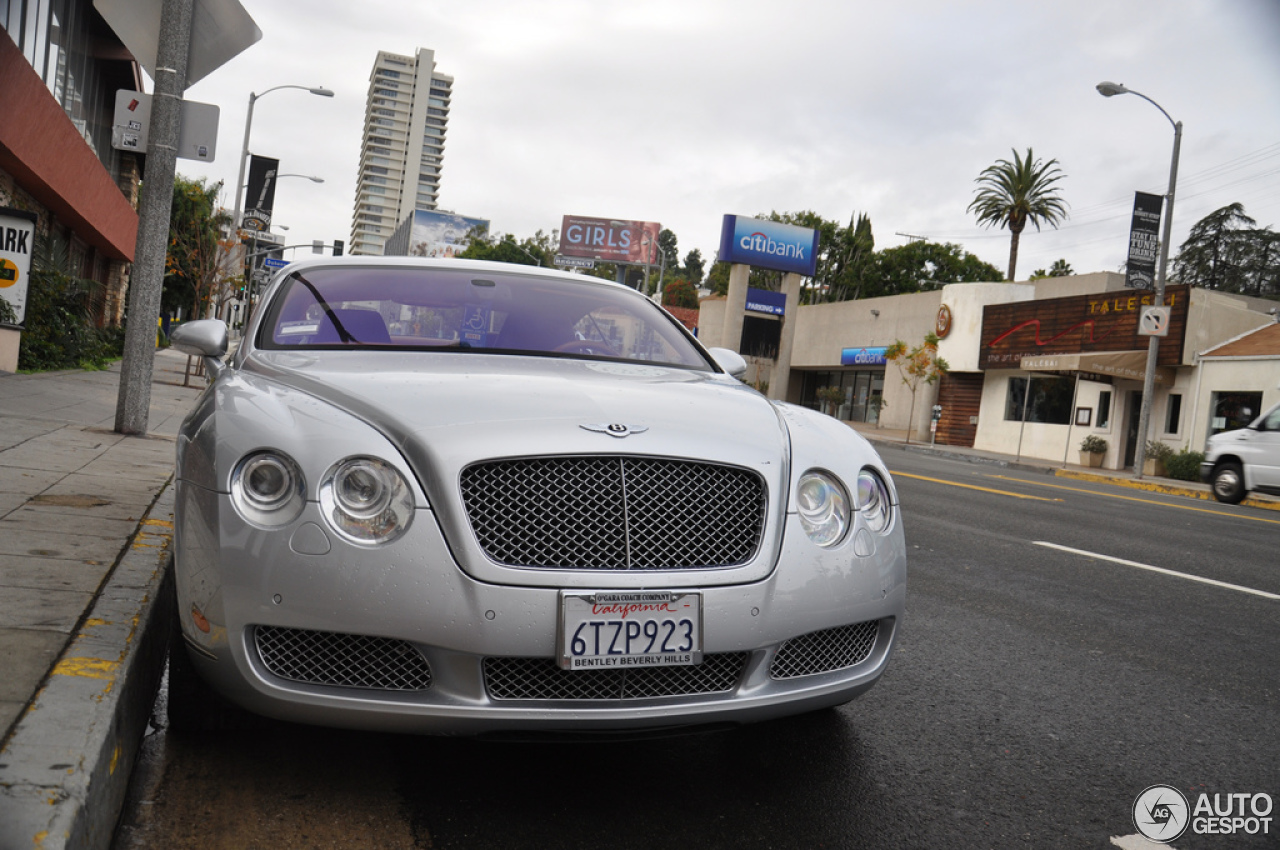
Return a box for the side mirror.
[169,319,229,378]
[707,347,748,380]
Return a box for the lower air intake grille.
[769,620,880,680]
[484,654,749,701]
[460,456,767,569]
[254,626,432,691]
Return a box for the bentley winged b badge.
[580,423,649,438]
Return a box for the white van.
[1201,399,1280,503]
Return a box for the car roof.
[263,256,636,294]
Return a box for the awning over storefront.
[1019,351,1175,385]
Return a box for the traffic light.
[333,240,344,257]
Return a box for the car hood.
[244,350,790,478]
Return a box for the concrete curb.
[1053,468,1280,511]
[867,434,1280,512]
[0,483,175,850]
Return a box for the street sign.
[262,258,289,269]
[555,254,596,269]
[95,0,261,88]
[1138,305,1171,337]
[112,91,219,161]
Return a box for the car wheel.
[1211,461,1247,504]
[165,618,261,733]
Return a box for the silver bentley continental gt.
[167,257,906,735]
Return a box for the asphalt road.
[112,452,1279,850]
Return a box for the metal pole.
[1015,374,1031,460]
[1062,373,1081,468]
[1130,116,1182,479]
[232,91,257,232]
[114,0,193,435]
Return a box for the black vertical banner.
[242,155,279,232]
[1125,191,1163,289]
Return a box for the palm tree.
[967,148,1068,281]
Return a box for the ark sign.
[718,215,819,277]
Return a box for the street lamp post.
[1097,81,1182,479]
[231,85,333,231]
[240,175,325,324]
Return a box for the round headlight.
[231,452,305,527]
[319,456,414,544]
[332,460,393,519]
[796,471,850,547]
[856,468,894,534]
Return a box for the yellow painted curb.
[1054,469,1280,511]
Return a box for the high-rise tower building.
[350,48,452,256]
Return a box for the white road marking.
[1110,834,1178,849]
[1034,542,1280,601]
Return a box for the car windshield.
[259,265,712,370]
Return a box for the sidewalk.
[845,419,1280,511]
[0,348,204,850]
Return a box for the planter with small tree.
[1079,435,1107,468]
[1144,440,1175,477]
[815,386,845,418]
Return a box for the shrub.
[16,233,122,371]
[1165,446,1205,481]
[1079,435,1108,454]
[1145,440,1175,463]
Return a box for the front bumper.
[174,482,906,734]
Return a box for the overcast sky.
[174,0,1280,281]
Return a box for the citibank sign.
[718,215,820,277]
[840,346,889,367]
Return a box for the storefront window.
[1209,391,1263,435]
[1097,390,1112,428]
[802,370,884,423]
[1004,376,1073,424]
[1164,394,1182,435]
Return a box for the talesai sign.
[980,285,1189,369]
[718,215,819,277]
[1125,191,1163,289]
[0,208,37,324]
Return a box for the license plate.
[559,591,702,670]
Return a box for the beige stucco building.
[699,273,1279,470]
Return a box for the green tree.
[165,176,234,320]
[885,332,949,445]
[681,249,706,285]
[706,260,731,296]
[1030,258,1075,280]
[868,241,1003,296]
[458,230,555,267]
[1172,203,1279,298]
[656,229,679,272]
[967,147,1068,281]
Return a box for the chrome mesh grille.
[769,620,880,680]
[460,457,767,569]
[254,626,432,691]
[484,654,749,700]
